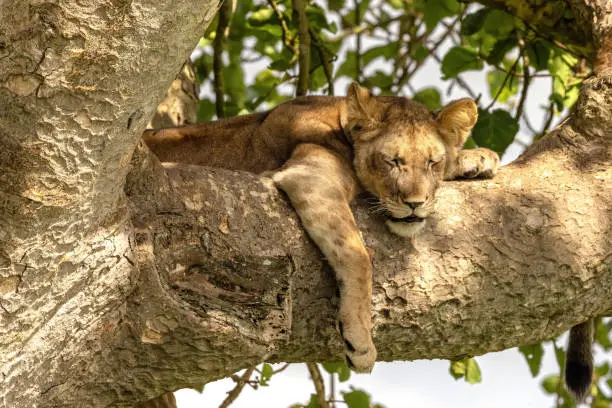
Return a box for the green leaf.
[335,50,357,79]
[307,5,335,33]
[541,375,561,394]
[413,87,442,110]
[472,109,518,155]
[305,394,319,408]
[449,358,481,383]
[368,70,393,89]
[322,361,351,382]
[518,343,544,377]
[465,358,482,384]
[595,362,609,377]
[485,37,518,65]
[412,45,429,63]
[487,69,519,104]
[247,8,275,26]
[423,0,461,30]
[595,318,612,350]
[197,99,215,122]
[387,0,404,9]
[526,40,551,71]
[441,46,483,78]
[361,43,400,67]
[550,91,564,112]
[482,9,515,38]
[548,49,578,97]
[342,388,371,408]
[328,0,344,11]
[449,359,467,380]
[261,363,273,381]
[563,84,581,109]
[461,8,490,36]
[463,136,478,149]
[554,342,566,369]
[191,384,205,393]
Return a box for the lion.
[143,83,591,397]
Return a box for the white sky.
[177,6,576,407]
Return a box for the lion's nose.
[403,200,424,209]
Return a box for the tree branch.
[219,367,256,408]
[307,363,329,408]
[293,0,310,96]
[213,0,233,118]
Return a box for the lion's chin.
[385,217,426,238]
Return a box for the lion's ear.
[436,98,478,148]
[345,83,380,142]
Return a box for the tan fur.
[143,84,500,372]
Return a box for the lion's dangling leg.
[272,143,376,372]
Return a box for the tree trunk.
[0,1,610,407]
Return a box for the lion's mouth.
[387,215,425,224]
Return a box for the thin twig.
[522,112,538,134]
[515,49,531,121]
[310,29,335,95]
[328,15,403,43]
[306,363,330,408]
[536,102,555,140]
[396,16,461,91]
[329,370,336,408]
[485,58,519,111]
[292,0,310,96]
[266,0,297,54]
[213,0,233,118]
[219,367,256,408]
[355,0,362,82]
[273,363,291,374]
[552,340,564,408]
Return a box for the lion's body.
[143,85,502,372]
[143,96,352,173]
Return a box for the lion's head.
[344,83,478,237]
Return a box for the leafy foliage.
[193,0,590,162]
[449,357,482,384]
[187,0,602,406]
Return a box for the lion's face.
[345,84,478,237]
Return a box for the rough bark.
[0,1,610,407]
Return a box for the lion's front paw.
[453,148,500,179]
[338,316,377,373]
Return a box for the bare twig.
[310,29,335,95]
[266,0,297,55]
[536,102,555,140]
[273,363,291,374]
[355,0,362,82]
[522,111,538,134]
[219,367,256,408]
[306,363,330,408]
[292,0,310,96]
[552,340,564,408]
[515,50,532,121]
[485,58,519,111]
[329,370,336,408]
[213,0,233,118]
[328,15,403,43]
[396,16,461,91]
